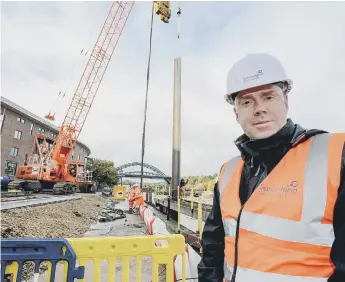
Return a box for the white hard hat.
[224,53,293,105]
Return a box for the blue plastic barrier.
[1,238,84,282]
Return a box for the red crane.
[10,2,135,193]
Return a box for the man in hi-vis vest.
[197,53,345,282]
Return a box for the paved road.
[0,195,82,211]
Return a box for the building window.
[5,161,18,176]
[14,130,22,140]
[17,117,25,123]
[51,133,57,138]
[78,154,80,160]
[10,147,19,157]
[38,127,45,133]
[33,153,39,164]
[30,124,33,135]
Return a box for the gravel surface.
[1,195,106,238]
[1,194,107,281]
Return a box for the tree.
[86,158,118,186]
[122,179,135,186]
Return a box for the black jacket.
[197,119,345,282]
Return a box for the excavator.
[8,1,175,194]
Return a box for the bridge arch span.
[116,162,171,184]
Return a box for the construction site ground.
[1,195,166,281]
[81,200,166,282]
[0,193,55,202]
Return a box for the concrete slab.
[154,198,211,221]
[179,213,205,233]
[0,195,82,211]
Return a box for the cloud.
[1,1,345,178]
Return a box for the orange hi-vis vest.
[128,188,135,200]
[218,133,345,282]
[134,187,142,199]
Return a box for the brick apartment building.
[1,96,91,179]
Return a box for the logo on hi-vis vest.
[257,180,298,198]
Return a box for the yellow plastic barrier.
[2,235,186,282]
[198,197,203,255]
[4,261,19,281]
[191,186,194,209]
[113,185,126,200]
[68,235,186,282]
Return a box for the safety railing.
[1,235,186,282]
[152,194,168,200]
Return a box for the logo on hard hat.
[243,70,263,83]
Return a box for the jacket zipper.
[230,163,267,282]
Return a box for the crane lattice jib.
[52,1,134,162]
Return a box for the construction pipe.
[171,57,182,220]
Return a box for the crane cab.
[154,1,171,23]
[65,161,86,183]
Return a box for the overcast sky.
[2,1,345,177]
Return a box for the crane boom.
[52,1,134,164]
[12,2,134,194]
[12,1,175,194]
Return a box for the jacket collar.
[234,119,308,163]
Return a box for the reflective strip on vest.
[224,261,328,282]
[223,211,333,246]
[302,133,329,222]
[218,155,241,197]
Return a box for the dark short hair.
[274,81,289,94]
[232,81,289,103]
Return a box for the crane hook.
[177,3,181,39]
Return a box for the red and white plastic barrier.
[139,205,147,219]
[138,204,201,281]
[174,244,200,282]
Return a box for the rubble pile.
[98,200,126,222]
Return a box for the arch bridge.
[116,162,171,184]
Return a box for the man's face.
[234,84,289,139]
